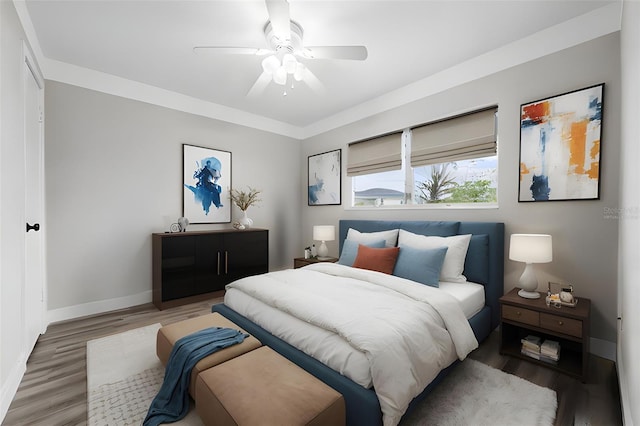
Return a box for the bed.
[212,219,504,426]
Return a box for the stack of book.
[540,340,561,363]
[520,335,561,364]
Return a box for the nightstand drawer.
[540,313,582,338]
[502,305,539,326]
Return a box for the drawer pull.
[516,311,521,316]
[558,321,564,326]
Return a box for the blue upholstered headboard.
[338,220,505,331]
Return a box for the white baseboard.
[590,336,616,361]
[47,290,153,325]
[0,353,27,424]
[617,350,633,426]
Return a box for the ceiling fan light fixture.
[282,53,297,74]
[273,66,287,85]
[293,62,306,81]
[261,55,280,74]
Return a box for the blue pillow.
[393,245,449,287]
[338,239,386,266]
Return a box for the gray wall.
[301,33,621,346]
[45,82,300,316]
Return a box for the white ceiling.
[21,0,620,138]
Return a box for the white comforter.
[225,263,478,426]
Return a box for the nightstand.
[499,287,591,382]
[293,257,338,269]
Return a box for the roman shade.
[347,132,402,176]
[410,107,497,167]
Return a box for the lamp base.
[317,241,329,258]
[518,289,541,299]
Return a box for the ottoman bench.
[156,312,262,397]
[195,346,345,426]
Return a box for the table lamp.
[509,234,553,299]
[313,225,335,260]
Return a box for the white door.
[23,44,45,352]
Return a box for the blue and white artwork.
[183,144,231,223]
[308,149,341,205]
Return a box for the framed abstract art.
[518,83,604,202]
[308,149,341,206]
[183,144,232,223]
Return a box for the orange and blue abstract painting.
[519,84,603,201]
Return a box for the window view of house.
[352,155,497,206]
[351,108,498,207]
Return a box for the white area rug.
[86,323,203,426]
[402,358,557,426]
[87,324,556,426]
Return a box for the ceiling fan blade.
[302,46,368,61]
[193,46,272,56]
[302,68,326,96]
[265,0,291,41]
[247,71,273,98]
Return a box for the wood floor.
[3,298,623,426]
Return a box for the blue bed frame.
[212,220,504,425]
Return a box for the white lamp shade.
[293,62,306,81]
[509,234,552,263]
[313,225,335,242]
[273,66,287,85]
[282,53,298,74]
[261,55,280,74]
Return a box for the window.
[349,107,498,207]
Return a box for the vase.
[177,217,189,232]
[238,210,253,228]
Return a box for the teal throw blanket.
[143,327,247,426]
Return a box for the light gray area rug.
[87,324,556,426]
[402,358,557,426]
[86,323,203,426]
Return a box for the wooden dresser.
[152,229,268,310]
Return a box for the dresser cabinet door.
[224,230,269,283]
[161,236,196,301]
[195,234,226,294]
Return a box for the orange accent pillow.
[352,244,400,275]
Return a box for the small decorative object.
[229,186,262,229]
[170,217,189,233]
[308,149,341,206]
[546,282,577,308]
[313,225,335,259]
[183,144,232,224]
[560,288,574,304]
[304,247,311,259]
[509,234,553,299]
[518,84,603,202]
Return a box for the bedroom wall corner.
[44,81,301,318]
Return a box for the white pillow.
[397,229,472,282]
[346,228,399,248]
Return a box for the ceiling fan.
[193,0,368,97]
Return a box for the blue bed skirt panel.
[212,303,491,426]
